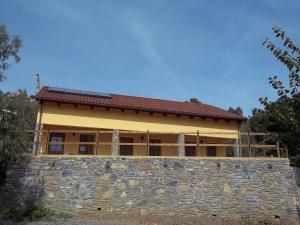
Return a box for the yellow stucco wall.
[39,102,239,139]
[37,101,240,157]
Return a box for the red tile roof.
[34,86,246,121]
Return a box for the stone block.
[111,163,127,170]
[116,181,127,190]
[102,190,113,200]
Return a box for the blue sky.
[1,0,300,116]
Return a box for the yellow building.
[34,87,246,157]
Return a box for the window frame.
[149,139,161,156]
[79,134,95,154]
[48,133,65,154]
[185,142,196,156]
[207,146,217,157]
[120,137,133,156]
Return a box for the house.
[33,86,246,157]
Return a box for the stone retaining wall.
[0,156,299,221]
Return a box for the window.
[185,142,196,156]
[79,134,94,154]
[207,146,217,157]
[48,133,65,154]
[149,139,161,156]
[225,147,235,157]
[120,137,133,155]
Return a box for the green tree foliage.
[228,107,243,116]
[0,23,36,184]
[0,23,22,82]
[189,98,202,104]
[0,90,36,184]
[262,26,299,98]
[250,27,299,164]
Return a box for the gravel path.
[0,221,115,225]
[0,217,288,225]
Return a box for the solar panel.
[48,87,112,98]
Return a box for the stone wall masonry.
[0,155,299,222]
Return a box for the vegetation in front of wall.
[289,155,300,167]
[31,207,72,221]
[0,207,71,222]
[0,208,14,220]
[0,90,37,185]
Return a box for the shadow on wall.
[0,155,44,213]
[294,167,300,219]
[295,168,300,187]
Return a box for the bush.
[290,155,300,167]
[0,208,14,220]
[0,207,71,221]
[31,208,71,221]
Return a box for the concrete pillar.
[177,133,185,156]
[111,129,119,156]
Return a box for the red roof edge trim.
[34,86,247,121]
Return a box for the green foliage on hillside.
[0,23,37,184]
[0,90,37,184]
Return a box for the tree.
[228,107,243,116]
[188,98,202,104]
[250,27,300,164]
[0,24,33,184]
[248,109,268,133]
[262,26,299,99]
[0,90,36,184]
[0,23,22,82]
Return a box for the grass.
[0,207,71,222]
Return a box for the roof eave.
[36,97,247,122]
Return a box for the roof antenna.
[35,73,41,94]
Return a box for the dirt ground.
[0,214,299,225]
[74,213,299,225]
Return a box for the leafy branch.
[262,26,299,101]
[0,23,22,82]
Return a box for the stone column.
[111,129,119,156]
[177,133,185,156]
[234,138,240,157]
[33,123,43,155]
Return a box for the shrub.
[0,208,14,220]
[290,155,300,167]
[0,207,71,221]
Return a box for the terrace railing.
[26,129,288,158]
